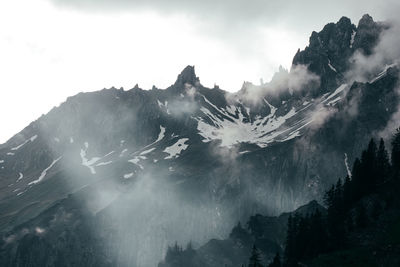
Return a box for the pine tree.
[355,205,368,228]
[325,179,346,249]
[343,175,353,209]
[165,242,183,263]
[371,200,381,220]
[351,158,362,200]
[295,215,310,259]
[324,185,335,209]
[248,245,263,267]
[377,138,391,185]
[391,128,400,177]
[364,139,378,193]
[309,210,327,257]
[334,178,344,213]
[268,252,281,267]
[230,221,249,240]
[284,215,296,266]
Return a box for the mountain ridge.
[0,14,399,267]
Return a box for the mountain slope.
[0,14,399,267]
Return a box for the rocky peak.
[337,16,352,28]
[358,14,375,29]
[175,65,199,86]
[308,31,321,49]
[292,16,356,95]
[353,14,384,56]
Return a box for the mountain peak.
[337,16,352,29]
[358,14,374,28]
[175,65,199,85]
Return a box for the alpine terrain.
[0,14,399,266]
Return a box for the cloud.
[343,17,400,127]
[309,104,336,129]
[166,84,199,116]
[49,0,399,29]
[47,0,400,83]
[236,64,320,105]
[379,101,400,140]
[287,64,321,92]
[346,19,400,83]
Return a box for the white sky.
[0,0,397,143]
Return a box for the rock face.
[0,15,398,267]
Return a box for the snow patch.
[11,135,37,151]
[163,138,189,159]
[195,102,298,148]
[155,126,166,143]
[350,30,356,48]
[103,151,115,158]
[323,84,347,103]
[96,161,113,166]
[128,156,146,169]
[119,149,128,157]
[279,130,301,142]
[328,61,337,73]
[123,172,134,179]
[35,227,45,234]
[140,148,155,155]
[80,143,100,174]
[327,96,341,106]
[157,100,171,114]
[17,172,23,182]
[28,157,62,185]
[344,153,352,178]
[11,140,28,151]
[140,125,166,151]
[370,63,397,83]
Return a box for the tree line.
[282,129,400,266]
[247,128,400,267]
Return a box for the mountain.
[0,14,399,267]
[158,200,325,267]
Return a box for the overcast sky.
[0,0,398,143]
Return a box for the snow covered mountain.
[0,14,399,267]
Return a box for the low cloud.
[237,64,320,105]
[346,19,400,83]
[166,84,199,116]
[344,18,400,132]
[287,64,321,92]
[309,104,336,129]
[378,84,400,141]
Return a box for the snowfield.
[163,138,189,159]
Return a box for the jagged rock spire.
[358,14,374,28]
[175,65,199,85]
[354,14,383,56]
